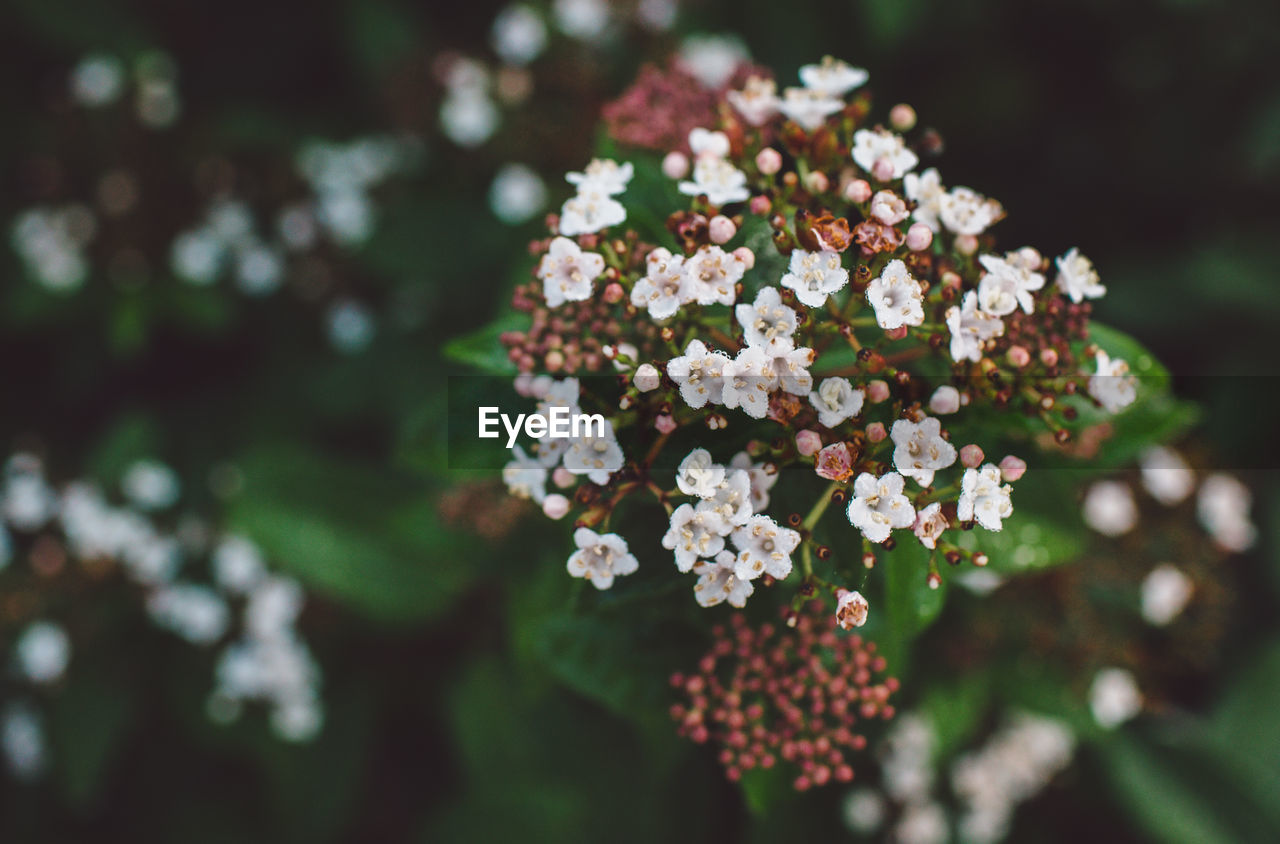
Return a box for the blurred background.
[1,0,1277,841]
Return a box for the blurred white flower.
[2,703,46,780]
[122,459,181,511]
[677,35,747,88]
[1141,564,1194,626]
[1081,480,1137,537]
[1090,667,1142,728]
[553,0,610,41]
[491,5,548,66]
[489,163,548,224]
[1197,473,1256,552]
[70,54,126,106]
[15,621,71,684]
[326,300,376,353]
[148,583,230,645]
[1138,446,1194,506]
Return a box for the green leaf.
[951,511,1086,575]
[879,539,947,671]
[51,661,138,807]
[442,315,522,375]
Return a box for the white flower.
[676,448,725,498]
[503,446,549,503]
[1055,247,1105,303]
[736,286,797,353]
[730,452,778,512]
[798,56,868,97]
[870,190,909,225]
[929,385,961,415]
[147,583,230,645]
[721,346,776,419]
[770,345,815,395]
[565,158,634,195]
[895,803,949,844]
[866,259,925,330]
[836,590,869,629]
[491,4,548,65]
[847,472,916,543]
[212,535,266,595]
[938,187,1002,236]
[667,339,731,408]
[692,551,755,608]
[777,87,844,131]
[696,469,755,532]
[912,502,949,549]
[663,504,727,572]
[903,168,945,231]
[682,245,744,305]
[537,236,605,307]
[726,76,780,126]
[780,249,848,308]
[688,128,731,159]
[1081,480,1137,537]
[808,377,864,428]
[121,459,181,511]
[15,621,70,684]
[676,35,748,89]
[489,163,547,225]
[567,528,638,590]
[70,54,125,106]
[730,515,799,581]
[2,457,58,530]
[851,128,918,180]
[562,426,625,484]
[843,789,886,834]
[631,247,689,319]
[678,157,750,205]
[1197,474,1256,552]
[558,187,626,236]
[1088,350,1137,413]
[2,702,46,780]
[958,464,1014,531]
[552,0,609,40]
[977,252,1045,316]
[439,89,499,148]
[1141,564,1194,626]
[633,363,661,392]
[1138,446,1195,506]
[1090,668,1142,729]
[946,291,1005,363]
[891,417,957,487]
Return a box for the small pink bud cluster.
[670,606,898,791]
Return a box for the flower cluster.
[497,53,1144,646]
[0,453,324,779]
[670,607,897,790]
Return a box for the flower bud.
[634,363,661,392]
[928,385,961,415]
[733,246,756,270]
[796,429,822,456]
[906,223,933,252]
[709,215,736,244]
[542,494,570,520]
[655,414,677,434]
[884,325,908,341]
[960,444,985,468]
[662,151,689,179]
[843,179,872,203]
[867,380,890,403]
[889,103,917,132]
[602,282,625,303]
[999,455,1026,482]
[803,170,829,194]
[1007,344,1031,368]
[871,157,895,182]
[756,147,782,175]
[955,234,978,256]
[866,422,887,443]
[749,195,772,216]
[552,466,575,488]
[1040,348,1059,367]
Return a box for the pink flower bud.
[960,444,985,468]
[999,455,1026,482]
[906,223,933,251]
[1017,246,1041,268]
[602,282,625,303]
[654,414,677,434]
[955,234,978,256]
[1040,348,1059,367]
[662,151,689,179]
[804,170,829,194]
[815,443,854,482]
[796,429,822,456]
[542,494,570,520]
[889,103,917,132]
[1007,344,1031,368]
[709,215,736,244]
[866,422,887,443]
[844,179,872,203]
[733,246,755,270]
[928,385,960,415]
[871,157,895,182]
[884,325,908,341]
[633,363,660,392]
[552,466,575,488]
[867,380,890,403]
[749,195,772,216]
[756,147,782,175]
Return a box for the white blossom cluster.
[0,453,325,780]
[10,204,96,292]
[69,51,181,128]
[558,158,632,236]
